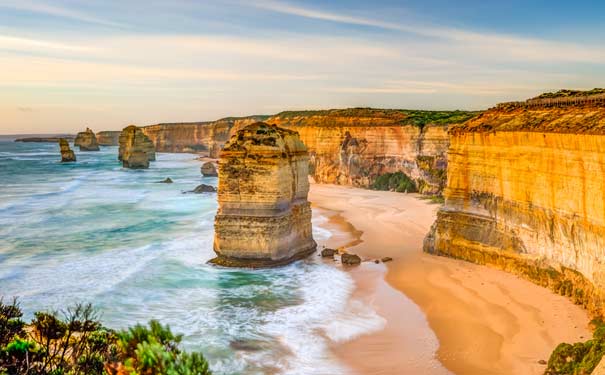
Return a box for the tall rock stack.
[74,128,100,151]
[118,125,156,169]
[58,138,76,162]
[211,122,316,267]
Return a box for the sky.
[1,0,604,134]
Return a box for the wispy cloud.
[0,0,126,28]
[0,35,95,52]
[248,0,605,63]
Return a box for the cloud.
[0,0,126,28]
[248,0,605,63]
[0,35,95,52]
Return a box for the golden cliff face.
[142,117,267,157]
[425,102,605,316]
[96,131,121,146]
[211,123,316,267]
[266,109,458,195]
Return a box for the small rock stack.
[74,128,100,151]
[96,131,121,146]
[118,125,156,169]
[212,122,317,267]
[58,138,76,162]
[201,161,218,177]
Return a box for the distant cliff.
[96,131,121,146]
[141,116,268,157]
[141,109,477,195]
[266,109,477,195]
[425,92,605,316]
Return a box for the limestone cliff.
[142,116,268,157]
[211,122,316,267]
[425,93,605,317]
[96,131,121,146]
[74,128,100,151]
[266,109,473,195]
[118,125,156,169]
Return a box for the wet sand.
[310,184,590,375]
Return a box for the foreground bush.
[0,298,211,375]
[545,319,605,375]
[372,172,417,193]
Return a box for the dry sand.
[309,184,590,375]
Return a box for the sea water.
[0,138,385,374]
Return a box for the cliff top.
[145,115,270,128]
[533,88,605,99]
[270,108,480,127]
[222,122,306,153]
[451,104,605,135]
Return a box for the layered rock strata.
[142,116,268,157]
[265,109,470,195]
[141,109,476,195]
[425,95,605,317]
[118,125,156,169]
[74,128,100,151]
[211,122,316,267]
[96,131,121,146]
[58,138,76,162]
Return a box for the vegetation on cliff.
[371,172,417,193]
[0,298,211,375]
[545,319,605,375]
[536,88,605,99]
[272,108,480,127]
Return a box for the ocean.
[0,138,385,374]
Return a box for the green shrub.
[372,172,417,193]
[0,299,212,375]
[545,320,605,375]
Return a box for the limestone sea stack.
[211,122,317,267]
[118,125,156,169]
[201,161,218,177]
[73,128,100,151]
[58,138,76,162]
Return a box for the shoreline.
[310,184,590,375]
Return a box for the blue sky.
[1,0,604,134]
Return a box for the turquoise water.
[0,138,385,374]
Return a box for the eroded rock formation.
[425,94,605,317]
[211,122,316,267]
[118,125,156,169]
[201,161,218,177]
[140,109,476,195]
[58,138,76,162]
[96,131,121,146]
[266,109,467,195]
[74,128,100,151]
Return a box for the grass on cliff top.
[273,108,481,126]
[535,88,605,99]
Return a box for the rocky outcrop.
[58,138,76,162]
[74,128,100,151]
[118,125,156,169]
[142,116,268,157]
[96,131,121,146]
[265,109,474,195]
[201,161,218,177]
[425,93,605,317]
[211,122,317,267]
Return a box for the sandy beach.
[310,184,590,375]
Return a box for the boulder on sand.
[341,253,361,265]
